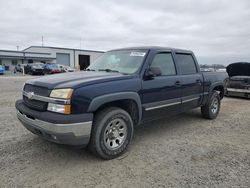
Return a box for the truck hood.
[26,71,134,89]
[226,62,250,77]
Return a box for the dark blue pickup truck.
[16,47,225,159]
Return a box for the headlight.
[47,103,71,114]
[48,88,73,114]
[50,88,73,99]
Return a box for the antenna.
[42,36,44,46]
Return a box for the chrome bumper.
[17,110,92,146]
[227,88,250,93]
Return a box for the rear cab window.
[175,53,197,75]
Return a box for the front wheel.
[201,91,221,119]
[88,107,134,160]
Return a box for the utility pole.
[16,46,19,51]
[42,36,44,46]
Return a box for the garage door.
[56,53,70,66]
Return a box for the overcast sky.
[0,0,250,65]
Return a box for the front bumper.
[226,88,250,98]
[32,69,44,74]
[51,70,62,73]
[16,100,93,146]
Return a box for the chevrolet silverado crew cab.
[16,47,225,159]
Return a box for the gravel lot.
[0,76,249,188]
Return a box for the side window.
[175,53,197,75]
[150,53,176,76]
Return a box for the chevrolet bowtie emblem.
[27,92,34,99]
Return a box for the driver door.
[141,51,182,122]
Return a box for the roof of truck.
[109,46,193,53]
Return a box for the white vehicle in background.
[15,63,27,73]
[216,68,226,72]
[200,68,211,72]
[59,65,76,72]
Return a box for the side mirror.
[145,67,162,78]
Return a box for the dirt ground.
[0,76,249,188]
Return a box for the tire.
[88,107,134,160]
[201,91,221,119]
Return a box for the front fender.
[87,92,142,124]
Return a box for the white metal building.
[0,46,104,71]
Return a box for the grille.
[23,96,47,111]
[23,84,50,111]
[229,79,250,89]
[24,84,50,96]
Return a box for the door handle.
[175,81,181,86]
[196,79,202,85]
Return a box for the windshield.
[87,50,148,74]
[47,64,59,69]
[32,63,44,68]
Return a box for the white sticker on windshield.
[130,52,146,57]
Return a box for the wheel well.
[94,99,140,125]
[213,85,224,99]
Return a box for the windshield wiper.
[98,69,119,73]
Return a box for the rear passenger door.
[141,51,182,121]
[174,53,203,111]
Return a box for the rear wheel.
[201,91,221,119]
[88,107,134,160]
